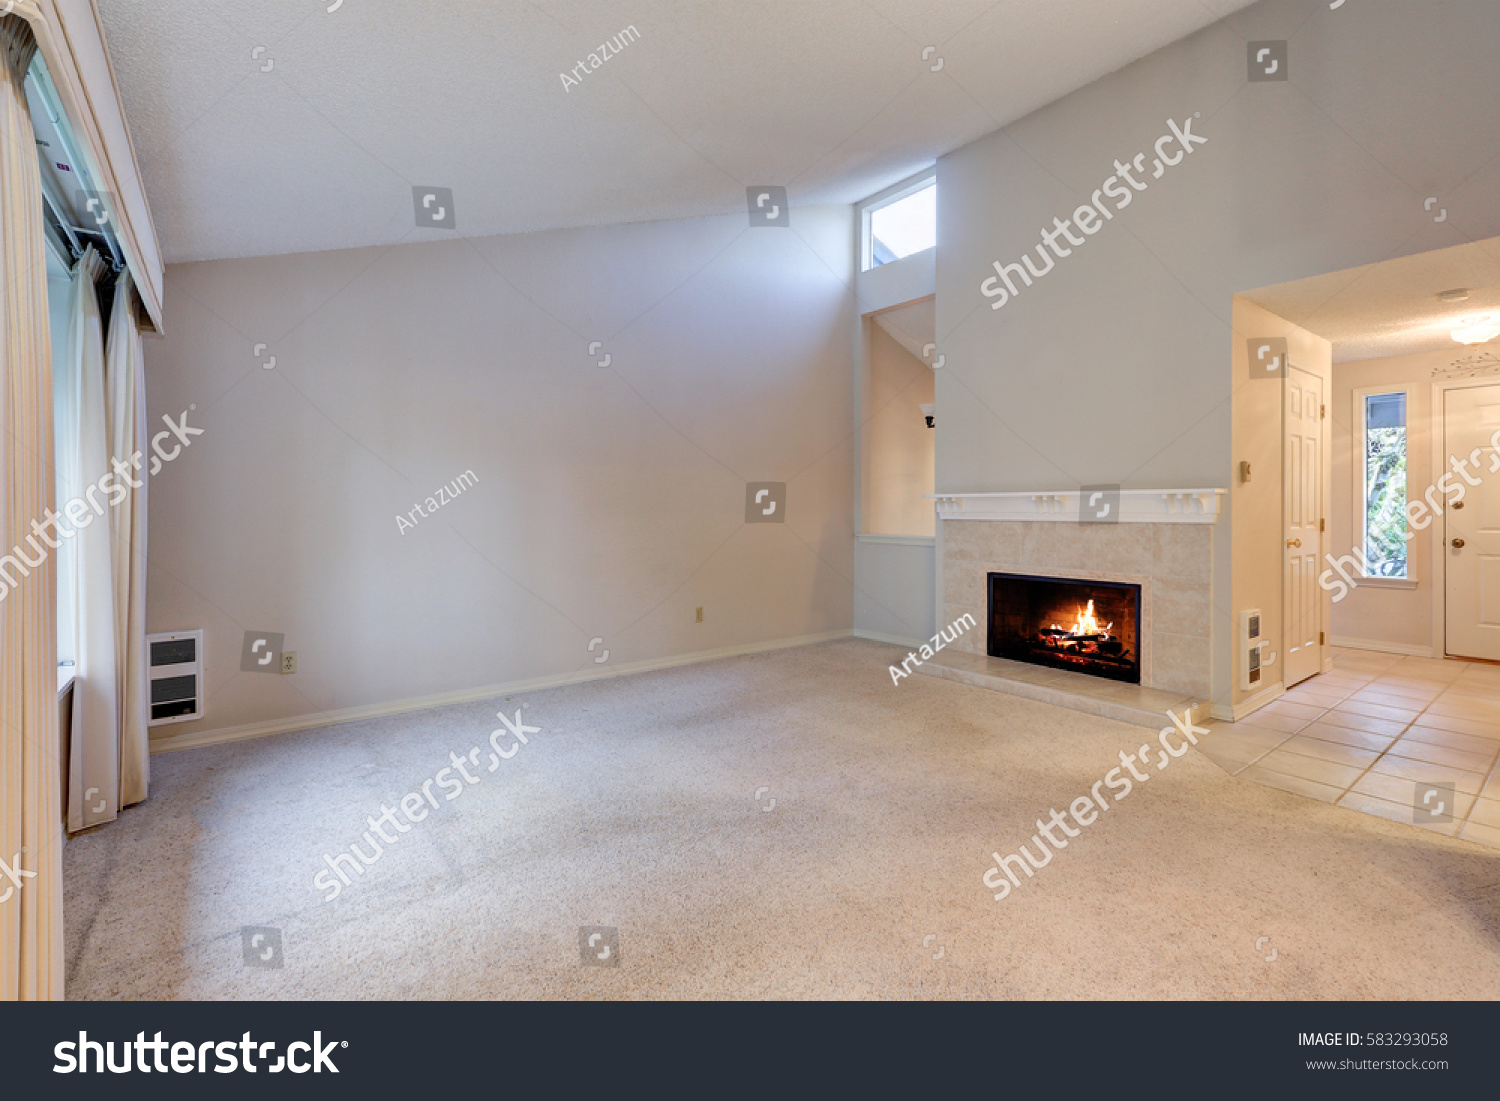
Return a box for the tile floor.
[1202,648,1500,850]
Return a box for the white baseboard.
[1330,635,1435,658]
[150,628,854,755]
[1210,680,1285,722]
[852,629,928,648]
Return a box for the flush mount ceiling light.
[1437,288,1471,303]
[1451,315,1500,345]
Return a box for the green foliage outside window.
[1364,392,1407,578]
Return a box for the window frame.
[859,168,936,273]
[1350,384,1417,588]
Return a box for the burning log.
[987,574,1141,684]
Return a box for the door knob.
[1452,538,1465,549]
[1286,538,1301,548]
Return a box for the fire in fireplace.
[987,572,1141,683]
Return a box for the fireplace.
[987,572,1142,683]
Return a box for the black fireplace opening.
[987,572,1141,683]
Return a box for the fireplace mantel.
[932,488,1225,524]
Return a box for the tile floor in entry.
[1201,648,1500,850]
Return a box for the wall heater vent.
[1239,609,1275,693]
[147,629,204,726]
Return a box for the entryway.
[1200,647,1500,849]
[1233,236,1500,688]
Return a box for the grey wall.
[853,539,936,647]
[936,0,1500,494]
[933,0,1500,704]
[144,206,857,738]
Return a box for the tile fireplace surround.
[936,490,1223,701]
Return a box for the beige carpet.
[64,639,1500,999]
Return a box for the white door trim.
[1431,377,1500,660]
[1430,377,1497,659]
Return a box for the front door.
[1284,365,1323,686]
[1445,382,1500,661]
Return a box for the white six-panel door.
[1445,383,1500,661]
[1284,366,1323,687]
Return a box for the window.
[861,173,935,270]
[1358,390,1409,579]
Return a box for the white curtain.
[105,269,148,807]
[0,11,64,1001]
[57,245,120,833]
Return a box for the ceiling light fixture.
[1437,288,1471,303]
[1451,315,1500,345]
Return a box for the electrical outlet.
[281,651,297,675]
[695,607,703,623]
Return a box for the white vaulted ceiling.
[96,0,1257,264]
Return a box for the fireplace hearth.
[987,572,1141,684]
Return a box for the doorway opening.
[860,296,936,537]
[1234,235,1500,712]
